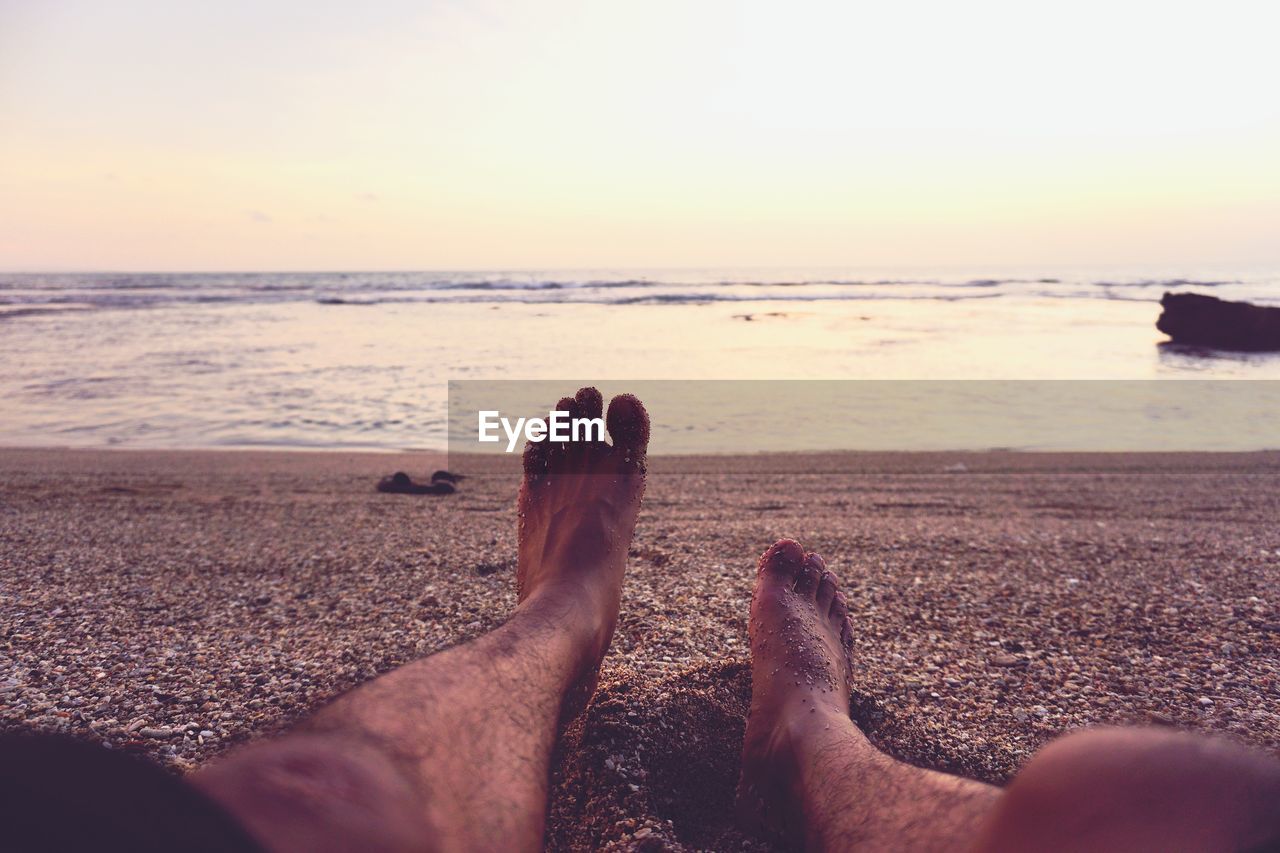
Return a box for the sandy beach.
[3,447,1279,850]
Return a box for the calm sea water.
[3,267,1279,451]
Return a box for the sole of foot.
[514,386,649,720]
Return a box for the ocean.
[3,267,1279,451]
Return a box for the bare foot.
[515,386,648,714]
[737,538,855,840]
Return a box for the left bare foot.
[515,387,648,704]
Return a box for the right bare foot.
[737,538,855,840]
[515,387,649,711]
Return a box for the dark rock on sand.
[474,560,513,577]
[376,471,455,495]
[1156,292,1280,351]
[430,470,467,484]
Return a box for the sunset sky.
[2,0,1277,271]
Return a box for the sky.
[1,0,1278,271]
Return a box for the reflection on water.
[1156,341,1280,372]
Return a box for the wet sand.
[2,447,1279,850]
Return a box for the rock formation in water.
[1156,292,1280,351]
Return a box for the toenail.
[766,539,804,567]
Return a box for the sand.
[3,447,1280,850]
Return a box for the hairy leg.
[194,388,648,853]
[737,539,998,851]
[739,539,1280,853]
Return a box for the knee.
[1013,727,1228,796]
[194,735,431,853]
[975,727,1280,852]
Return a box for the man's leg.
[737,539,1280,852]
[194,388,648,853]
[736,539,999,851]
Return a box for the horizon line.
[1,261,1274,276]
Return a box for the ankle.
[752,701,859,785]
[775,699,851,744]
[515,583,615,669]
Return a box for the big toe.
[758,538,805,586]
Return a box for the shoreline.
[3,447,1279,849]
[5,443,1280,459]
